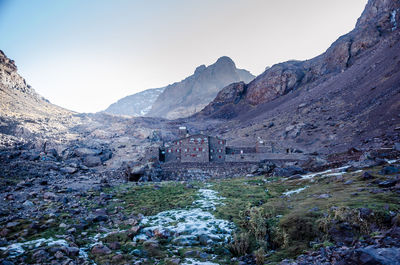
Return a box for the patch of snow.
[301,166,350,180]
[0,238,88,259]
[386,159,398,164]
[134,186,235,249]
[283,186,309,196]
[391,9,398,31]
[193,188,224,210]
[137,208,234,245]
[182,258,220,265]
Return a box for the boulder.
[273,166,305,177]
[359,172,374,181]
[74,148,101,157]
[83,156,102,167]
[380,166,399,175]
[108,242,121,250]
[394,143,400,152]
[347,247,400,265]
[91,244,111,256]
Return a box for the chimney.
[179,126,188,138]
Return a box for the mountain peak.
[215,56,235,67]
[194,65,206,75]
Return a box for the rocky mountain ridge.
[194,0,400,154]
[146,56,254,119]
[201,0,400,112]
[104,87,165,116]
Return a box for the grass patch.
[210,165,400,262]
[108,181,201,216]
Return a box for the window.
[211,149,214,153]
[219,156,222,159]
[199,147,202,151]
[193,147,196,151]
[168,149,171,153]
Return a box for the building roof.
[167,134,225,144]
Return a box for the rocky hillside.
[195,0,400,154]
[146,56,254,119]
[104,87,165,116]
[0,50,81,148]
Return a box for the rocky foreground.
[0,146,399,264]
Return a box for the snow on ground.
[135,187,234,246]
[301,166,350,180]
[283,186,309,197]
[182,258,220,265]
[0,238,88,259]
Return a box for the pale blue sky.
[0,0,367,112]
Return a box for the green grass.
[210,165,400,263]
[108,181,202,216]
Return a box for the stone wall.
[159,162,259,180]
[225,153,308,162]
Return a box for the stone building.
[160,134,226,163]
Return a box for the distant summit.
[104,56,254,119]
[146,56,254,119]
[104,87,165,116]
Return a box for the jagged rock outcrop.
[200,0,400,111]
[0,50,40,99]
[146,56,254,119]
[104,87,165,116]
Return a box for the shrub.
[254,247,266,265]
[228,232,250,256]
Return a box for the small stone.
[54,250,64,259]
[59,223,68,228]
[378,179,397,188]
[67,227,76,234]
[23,200,34,208]
[6,222,19,229]
[112,254,124,263]
[60,167,77,174]
[108,242,121,250]
[0,228,10,237]
[43,192,57,200]
[67,247,80,257]
[344,180,354,185]
[317,194,331,199]
[394,143,400,151]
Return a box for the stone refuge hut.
[159,127,306,164]
[160,128,226,163]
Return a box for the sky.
[0,0,367,113]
